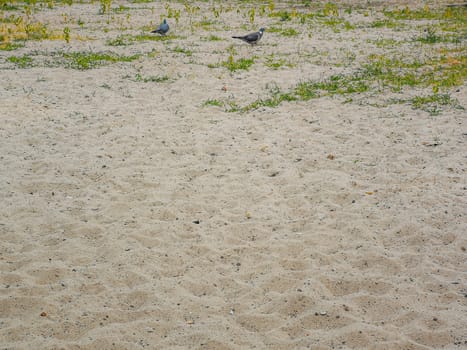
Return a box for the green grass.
[369,19,401,29]
[0,41,24,50]
[172,46,193,56]
[0,2,20,11]
[296,74,369,98]
[411,93,456,113]
[135,73,169,83]
[384,6,466,21]
[112,5,131,13]
[362,54,467,92]
[63,51,141,70]
[106,33,179,46]
[416,28,443,44]
[280,28,300,36]
[8,54,33,68]
[221,55,255,72]
[264,56,294,70]
[269,10,293,22]
[241,90,297,112]
[106,35,130,46]
[391,93,463,115]
[268,26,300,36]
[203,99,223,107]
[202,34,222,41]
[371,38,399,48]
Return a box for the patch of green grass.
[0,41,24,50]
[203,34,222,41]
[106,34,130,46]
[268,26,300,37]
[8,54,33,68]
[63,51,141,70]
[408,93,462,115]
[203,99,223,107]
[222,55,255,72]
[99,0,112,15]
[269,10,293,21]
[1,2,20,11]
[369,19,401,29]
[296,74,370,97]
[194,18,216,30]
[134,33,176,42]
[321,2,339,17]
[384,6,466,21]
[172,46,192,56]
[416,27,442,44]
[135,73,169,83]
[112,5,131,13]
[232,74,369,112]
[362,54,467,92]
[242,90,297,112]
[106,33,178,46]
[280,28,299,36]
[371,38,399,48]
[264,55,294,70]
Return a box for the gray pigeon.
[151,19,169,35]
[232,28,265,45]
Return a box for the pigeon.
[232,28,265,45]
[151,19,169,35]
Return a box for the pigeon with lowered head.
[151,19,169,35]
[232,28,265,45]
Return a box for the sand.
[1,0,466,349]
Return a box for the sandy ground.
[1,1,466,349]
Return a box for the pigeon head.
[163,19,167,24]
[259,28,265,33]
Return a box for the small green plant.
[134,33,176,42]
[417,27,441,43]
[211,6,221,18]
[371,38,399,48]
[222,55,255,72]
[268,0,275,13]
[203,99,223,107]
[172,46,193,56]
[184,2,200,31]
[203,35,222,41]
[281,28,299,36]
[277,11,291,21]
[106,34,129,46]
[63,26,70,43]
[113,5,130,13]
[242,89,296,112]
[135,73,169,83]
[369,19,400,29]
[8,54,33,68]
[248,8,255,24]
[322,2,339,17]
[99,0,112,15]
[264,56,294,69]
[64,51,141,70]
[268,26,299,36]
[410,93,461,115]
[0,42,24,50]
[165,3,181,24]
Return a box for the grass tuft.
[64,51,141,70]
